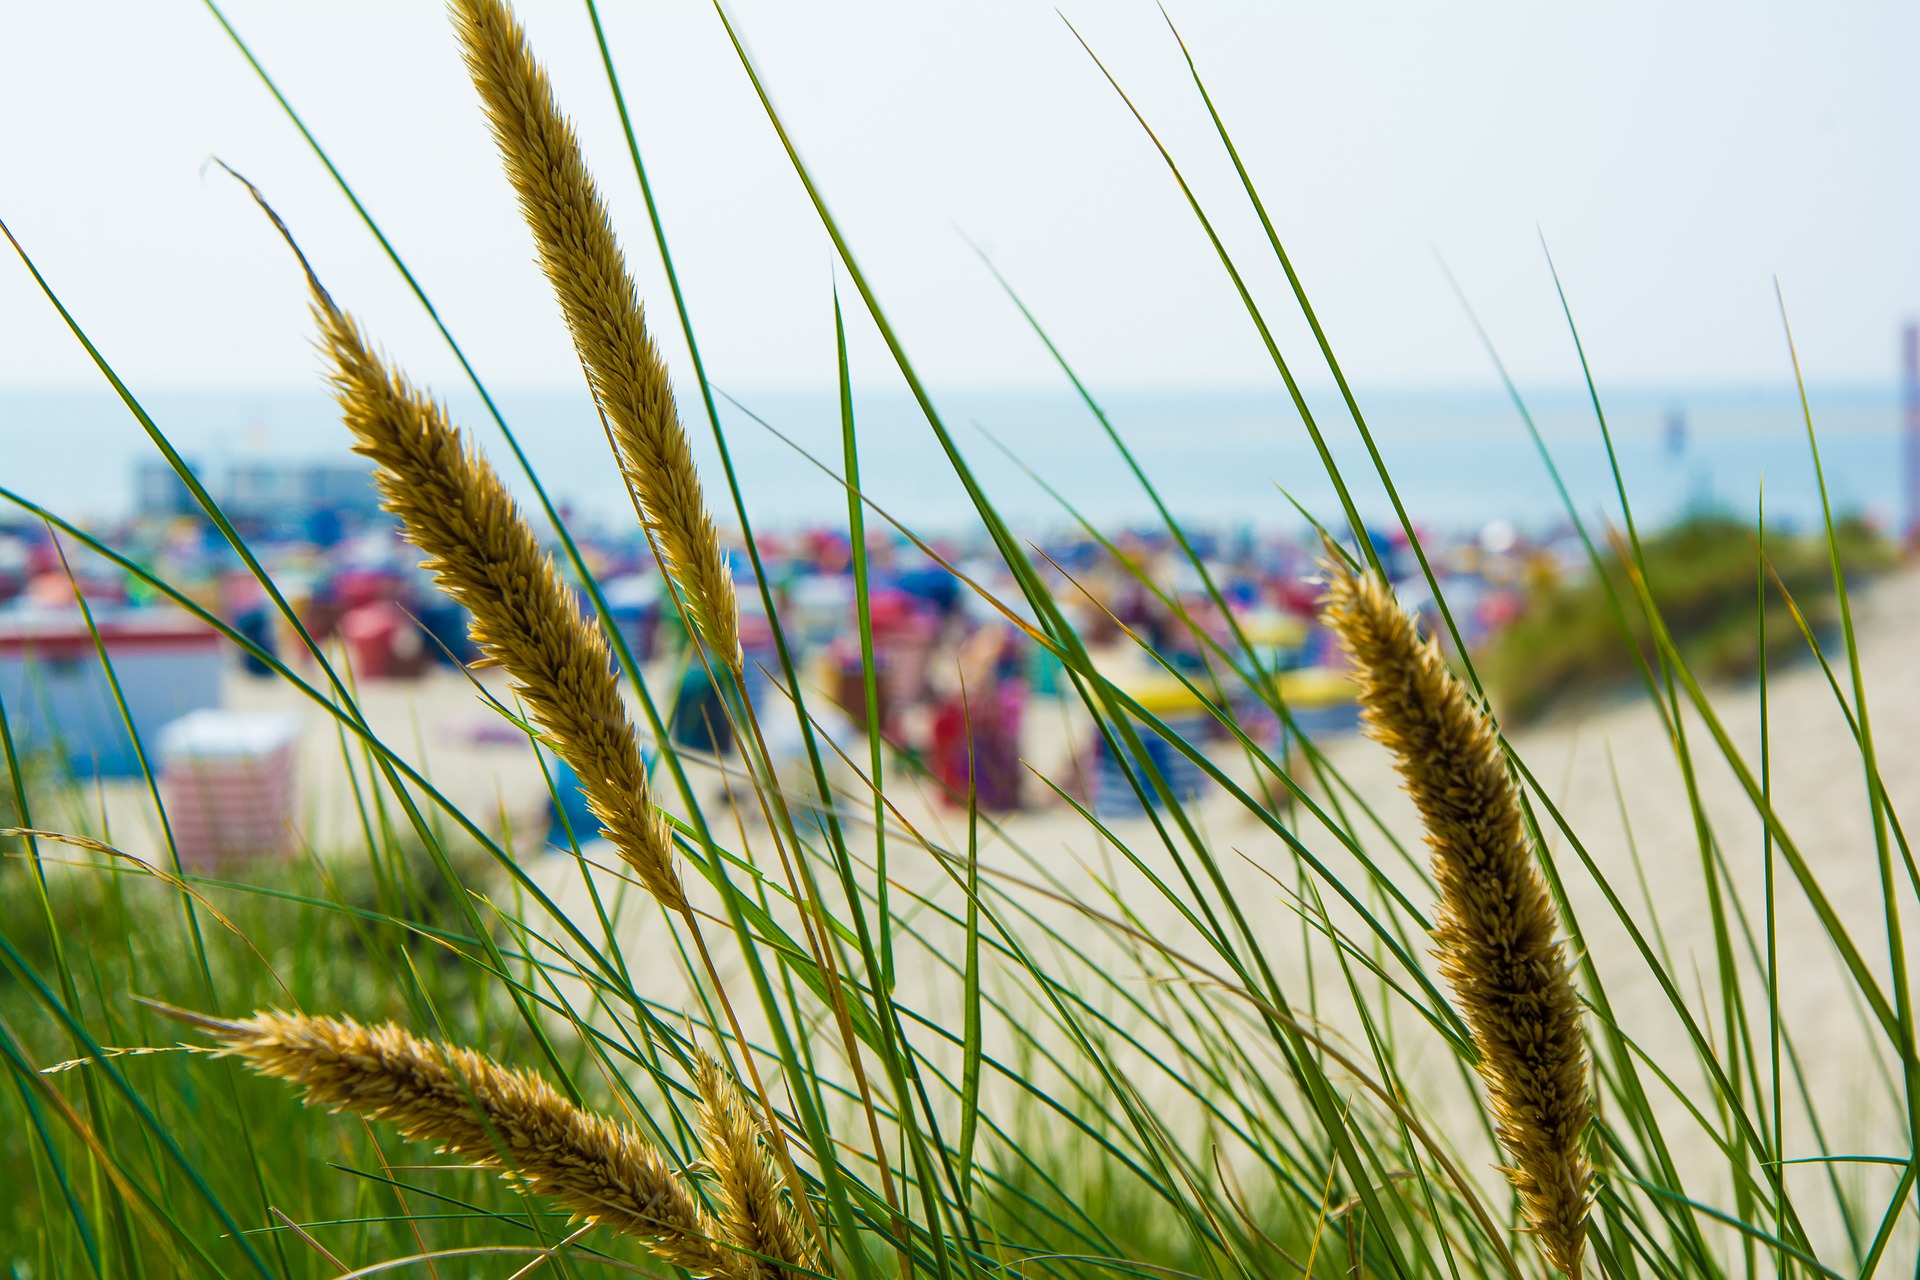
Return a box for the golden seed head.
[450,0,742,673]
[199,1009,731,1273]
[694,1051,819,1280]
[1321,552,1592,1277]
[312,287,686,912]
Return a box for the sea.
[0,384,1908,540]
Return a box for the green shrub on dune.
[1482,513,1897,722]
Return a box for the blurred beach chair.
[158,709,301,869]
[1089,673,1209,820]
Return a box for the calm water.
[0,383,1907,537]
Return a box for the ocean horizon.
[1,383,1908,538]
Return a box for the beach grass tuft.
[0,6,1911,1280]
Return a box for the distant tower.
[1906,323,1920,541]
[1664,404,1687,459]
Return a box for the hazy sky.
[3,2,1917,397]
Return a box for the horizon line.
[0,378,1906,400]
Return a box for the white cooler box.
[159,711,302,869]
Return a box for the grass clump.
[0,835,512,1268]
[1,4,1913,1280]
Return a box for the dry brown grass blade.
[1320,549,1592,1276]
[8,829,291,992]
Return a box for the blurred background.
[4,1,1918,530]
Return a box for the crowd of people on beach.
[0,500,1583,825]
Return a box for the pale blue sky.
[2,2,1916,396]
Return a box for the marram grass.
[311,268,687,912]
[451,0,742,673]
[1321,551,1592,1277]
[4,3,1911,1279]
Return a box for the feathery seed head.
[311,284,686,912]
[179,1007,732,1273]
[694,1051,819,1280]
[450,0,741,674]
[1320,550,1592,1277]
